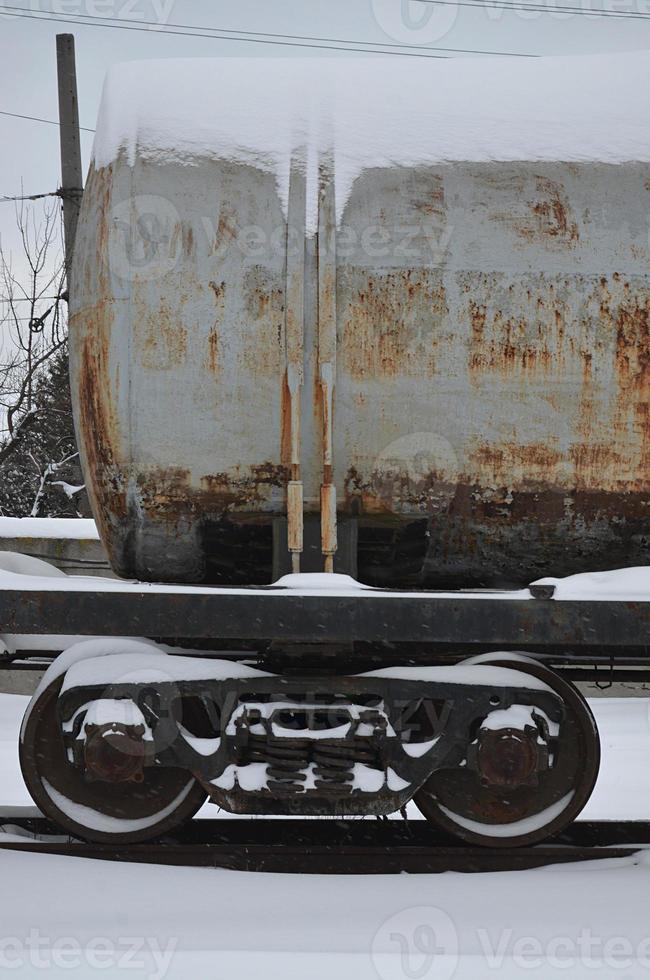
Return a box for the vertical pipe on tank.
[285,161,306,574]
[317,167,337,573]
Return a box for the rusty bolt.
[476,727,540,789]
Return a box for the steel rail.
[1,818,648,873]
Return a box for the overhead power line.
[0,109,94,133]
[409,0,650,18]
[1,3,507,55]
[0,4,535,57]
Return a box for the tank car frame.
[4,578,643,846]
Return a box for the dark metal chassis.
[2,585,650,669]
[2,584,620,819]
[57,671,564,815]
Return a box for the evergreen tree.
[0,347,88,517]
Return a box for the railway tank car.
[69,57,650,589]
[17,53,650,846]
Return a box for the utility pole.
[56,33,83,286]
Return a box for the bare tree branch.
[0,197,85,518]
[0,197,67,442]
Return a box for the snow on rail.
[532,567,650,602]
[93,51,650,231]
[2,559,650,601]
[0,564,531,599]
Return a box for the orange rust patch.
[280,372,292,468]
[241,267,284,376]
[470,442,564,482]
[341,270,447,379]
[530,178,579,243]
[74,302,127,531]
[470,302,487,346]
[463,273,580,381]
[137,462,289,521]
[206,328,219,374]
[209,280,226,302]
[138,299,188,370]
[204,280,226,374]
[467,311,557,376]
[569,443,624,477]
[613,294,650,472]
[200,462,288,511]
[413,175,445,223]
[182,222,195,257]
[491,175,579,246]
[210,208,237,254]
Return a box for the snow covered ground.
[2,691,650,977]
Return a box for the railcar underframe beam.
[1,589,650,660]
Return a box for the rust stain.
[241,266,284,376]
[182,222,195,258]
[530,177,579,243]
[569,443,624,475]
[470,303,487,346]
[344,464,458,518]
[137,462,289,522]
[613,291,650,473]
[74,302,127,529]
[490,175,579,246]
[467,310,557,376]
[280,372,292,468]
[199,462,288,510]
[464,273,581,381]
[72,163,128,544]
[206,328,219,374]
[210,208,237,254]
[209,279,226,302]
[471,442,563,473]
[342,270,447,379]
[204,280,226,374]
[413,175,445,223]
[138,299,188,370]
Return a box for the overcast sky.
[1,0,650,273]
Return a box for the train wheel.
[20,673,207,844]
[414,657,600,847]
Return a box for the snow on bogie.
[18,640,599,846]
[414,658,600,847]
[19,640,207,844]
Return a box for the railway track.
[1,817,649,873]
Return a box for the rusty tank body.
[69,56,650,587]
